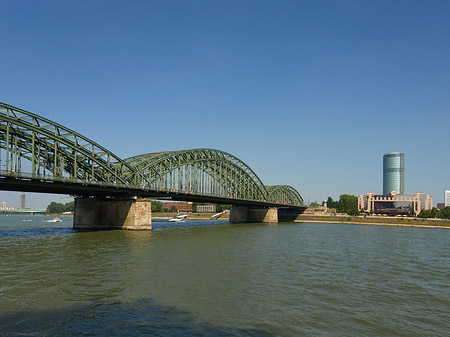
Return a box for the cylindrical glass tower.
[383,152,404,195]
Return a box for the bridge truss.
[0,102,304,207]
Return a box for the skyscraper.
[383,152,404,195]
[19,192,25,209]
[445,190,450,207]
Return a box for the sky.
[1,0,449,208]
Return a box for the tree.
[151,201,162,212]
[440,206,450,219]
[46,201,74,214]
[338,194,359,215]
[325,195,358,215]
[418,209,430,218]
[216,204,230,212]
[324,196,339,209]
[430,207,440,218]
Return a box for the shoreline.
[296,215,450,229]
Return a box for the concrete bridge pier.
[278,207,305,222]
[73,197,152,230]
[230,206,278,223]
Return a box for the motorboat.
[47,217,62,223]
[169,218,185,222]
[169,214,188,222]
[211,212,224,219]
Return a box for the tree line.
[323,195,359,215]
[46,201,74,214]
[417,207,450,219]
[321,195,450,219]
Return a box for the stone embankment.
[296,214,450,229]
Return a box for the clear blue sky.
[1,0,449,208]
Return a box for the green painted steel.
[0,102,304,206]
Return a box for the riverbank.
[152,212,230,220]
[296,214,450,229]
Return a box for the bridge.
[0,102,306,229]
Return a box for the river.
[1,215,449,336]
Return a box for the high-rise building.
[383,152,405,195]
[445,190,450,207]
[19,192,25,209]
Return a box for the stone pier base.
[73,197,152,230]
[230,206,278,223]
[278,207,306,222]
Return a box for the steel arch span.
[0,102,304,207]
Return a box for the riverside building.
[358,152,432,215]
[445,190,450,207]
[358,191,432,216]
[383,152,405,195]
[19,193,25,210]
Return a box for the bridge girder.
[0,102,304,207]
[0,103,135,186]
[124,149,269,202]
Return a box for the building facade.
[358,192,432,216]
[161,202,192,212]
[19,193,25,210]
[445,190,450,207]
[196,204,216,213]
[383,152,405,195]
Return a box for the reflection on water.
[1,215,449,336]
[2,298,278,337]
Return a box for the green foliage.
[151,201,162,212]
[418,210,429,218]
[46,201,74,214]
[431,207,440,218]
[216,204,230,212]
[417,207,450,219]
[439,206,450,219]
[324,195,358,215]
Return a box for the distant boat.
[47,217,62,223]
[211,212,224,219]
[168,218,185,222]
[169,214,188,222]
[169,214,187,222]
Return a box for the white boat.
[211,212,224,219]
[47,217,62,223]
[169,218,185,222]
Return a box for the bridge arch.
[0,102,304,207]
[266,185,304,205]
[125,149,270,202]
[0,102,135,185]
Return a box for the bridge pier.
[73,197,152,230]
[230,206,278,223]
[278,208,305,222]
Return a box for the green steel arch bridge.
[0,102,305,228]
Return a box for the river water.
[1,215,449,336]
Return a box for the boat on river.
[211,212,224,219]
[168,214,188,222]
[47,217,62,223]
